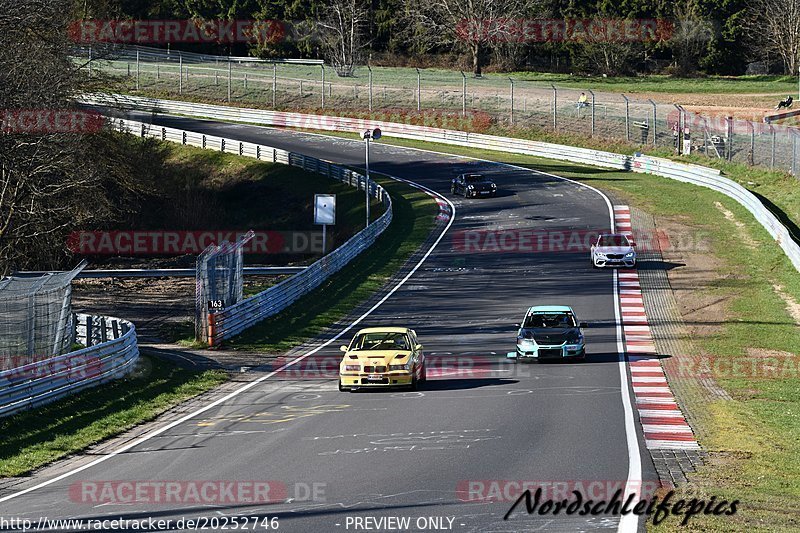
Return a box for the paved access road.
[0,116,656,532]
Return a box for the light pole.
[361,127,382,227]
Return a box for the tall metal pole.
[589,90,595,137]
[227,56,232,102]
[365,137,371,227]
[179,53,183,94]
[272,63,277,108]
[649,99,657,145]
[416,68,421,111]
[461,71,467,117]
[509,78,514,126]
[368,65,373,112]
[321,65,325,109]
[136,50,140,90]
[551,84,557,131]
[622,94,630,142]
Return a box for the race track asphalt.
[0,115,657,532]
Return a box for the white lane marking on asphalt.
[123,124,642,532]
[0,164,457,505]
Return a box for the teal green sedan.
[507,305,588,362]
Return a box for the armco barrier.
[0,314,138,417]
[110,118,392,346]
[84,94,800,273]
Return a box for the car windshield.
[349,332,410,351]
[523,313,576,329]
[598,235,629,247]
[465,175,486,183]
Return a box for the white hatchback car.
[591,233,636,268]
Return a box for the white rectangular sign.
[314,194,336,225]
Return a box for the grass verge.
[223,173,437,353]
[0,355,227,478]
[302,133,800,531]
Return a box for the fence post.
[771,126,776,168]
[244,73,248,90]
[321,65,326,109]
[88,45,92,76]
[622,94,630,142]
[551,84,557,131]
[156,63,160,80]
[227,57,232,102]
[178,53,182,94]
[726,116,733,161]
[367,65,372,112]
[136,51,140,90]
[589,90,595,137]
[793,131,798,176]
[416,68,421,112]
[272,63,277,108]
[509,78,514,126]
[461,71,467,117]
[749,122,755,165]
[649,99,657,145]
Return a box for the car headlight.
[344,364,360,371]
[517,337,535,346]
[389,363,410,371]
[491,183,497,188]
[467,185,474,190]
[625,252,635,258]
[595,252,607,258]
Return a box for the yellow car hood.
[343,350,412,366]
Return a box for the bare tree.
[0,0,146,273]
[408,0,538,77]
[670,1,715,76]
[317,0,370,76]
[746,0,800,75]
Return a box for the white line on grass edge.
[0,166,455,505]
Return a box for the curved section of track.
[0,116,656,532]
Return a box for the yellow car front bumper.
[339,372,414,388]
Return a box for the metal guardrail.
[107,116,392,346]
[0,314,139,418]
[12,267,307,279]
[82,94,800,274]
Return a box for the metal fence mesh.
[0,262,86,370]
[195,231,254,342]
[81,44,800,176]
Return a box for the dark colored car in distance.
[451,173,497,198]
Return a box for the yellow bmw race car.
[338,327,426,392]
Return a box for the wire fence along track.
[79,44,800,176]
[0,262,87,369]
[85,94,800,274]
[0,314,138,418]
[106,116,392,346]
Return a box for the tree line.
[84,0,800,77]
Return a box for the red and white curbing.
[435,198,451,221]
[614,205,700,451]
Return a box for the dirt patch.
[771,283,800,326]
[714,201,757,248]
[656,217,731,338]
